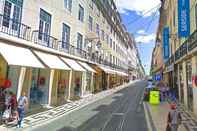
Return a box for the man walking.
[167,103,182,131]
[17,92,28,128]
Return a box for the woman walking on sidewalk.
[167,103,182,131]
[17,92,28,128]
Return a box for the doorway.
[186,61,193,111]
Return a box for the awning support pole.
[48,69,55,106]
[68,70,73,100]
[17,67,26,101]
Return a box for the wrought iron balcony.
[32,30,58,49]
[188,30,197,51]
[58,41,88,59]
[0,14,31,40]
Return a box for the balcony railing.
[188,30,197,51]
[0,14,128,73]
[0,14,31,40]
[32,30,58,49]
[58,41,88,59]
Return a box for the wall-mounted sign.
[178,0,190,37]
[163,27,170,60]
[154,74,162,81]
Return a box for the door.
[179,64,184,103]
[38,9,51,47]
[186,61,193,111]
[2,0,22,36]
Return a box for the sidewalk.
[144,102,187,131]
[0,80,138,131]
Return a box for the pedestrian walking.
[166,103,182,131]
[17,92,28,128]
[10,91,17,122]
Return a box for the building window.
[173,10,176,27]
[88,16,93,31]
[110,38,112,48]
[38,9,51,42]
[106,34,109,44]
[196,4,197,29]
[78,4,84,22]
[110,54,112,63]
[101,30,104,41]
[64,0,72,12]
[110,25,113,33]
[89,0,93,9]
[113,56,115,64]
[77,33,83,50]
[62,23,70,48]
[96,23,100,36]
[113,42,115,50]
[2,0,22,30]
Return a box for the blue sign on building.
[178,0,190,37]
[154,74,162,81]
[163,27,170,60]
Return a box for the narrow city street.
[29,81,147,131]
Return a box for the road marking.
[143,102,153,131]
[112,113,124,116]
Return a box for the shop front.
[55,70,70,106]
[32,51,71,107]
[91,65,103,93]
[78,61,96,96]
[28,68,50,110]
[97,65,117,89]
[0,43,45,112]
[60,57,86,100]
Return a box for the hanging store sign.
[178,0,190,37]
[163,27,170,60]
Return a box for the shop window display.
[74,77,81,96]
[29,69,50,108]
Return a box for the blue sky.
[116,0,161,75]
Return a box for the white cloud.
[135,34,156,43]
[116,0,161,17]
[137,30,146,35]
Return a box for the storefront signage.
[178,0,190,37]
[154,74,162,81]
[166,65,174,73]
[163,27,170,60]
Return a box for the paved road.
[30,81,148,131]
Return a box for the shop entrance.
[186,61,193,111]
[57,71,69,106]
[29,68,50,110]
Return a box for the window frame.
[78,4,84,22]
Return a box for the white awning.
[78,61,96,73]
[98,65,116,74]
[34,51,70,70]
[0,43,44,68]
[115,71,128,76]
[61,57,86,72]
